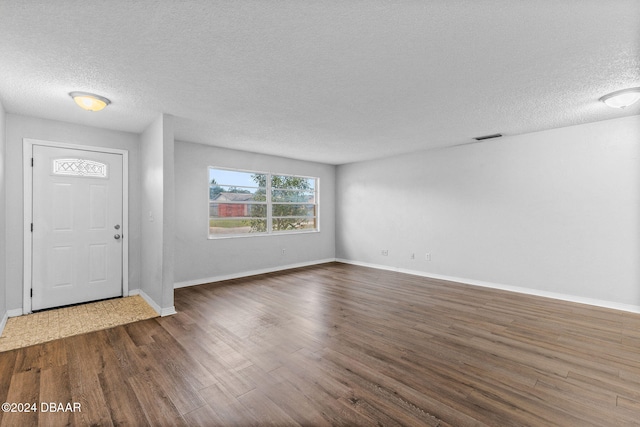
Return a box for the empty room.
[0,1,639,426]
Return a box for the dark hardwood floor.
[1,262,640,426]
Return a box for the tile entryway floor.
[0,295,158,352]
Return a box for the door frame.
[23,138,129,314]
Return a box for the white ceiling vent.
[473,133,503,141]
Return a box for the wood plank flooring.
[1,262,640,426]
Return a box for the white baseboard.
[335,258,640,315]
[174,258,337,289]
[1,309,25,336]
[8,308,24,317]
[0,312,7,337]
[129,289,177,317]
[161,306,178,317]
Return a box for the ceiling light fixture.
[599,87,640,109]
[69,91,111,112]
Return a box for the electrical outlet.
[381,250,389,256]
[281,248,286,255]
[425,253,431,261]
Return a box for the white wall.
[336,116,640,311]
[0,100,6,331]
[140,114,175,314]
[174,141,336,286]
[4,114,142,312]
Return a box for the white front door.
[32,145,124,310]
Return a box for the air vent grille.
[474,133,503,141]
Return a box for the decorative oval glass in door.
[52,158,108,178]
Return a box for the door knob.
[114,234,121,240]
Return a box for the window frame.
[208,166,320,239]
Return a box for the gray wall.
[2,112,637,316]
[336,116,640,310]
[174,141,336,286]
[0,101,6,324]
[140,114,175,313]
[4,114,142,312]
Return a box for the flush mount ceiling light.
[599,87,640,109]
[69,91,111,112]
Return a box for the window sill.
[208,230,320,240]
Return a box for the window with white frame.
[209,167,318,238]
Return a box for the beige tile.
[0,296,158,352]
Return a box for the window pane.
[271,175,314,191]
[209,203,266,218]
[215,186,265,195]
[209,218,267,235]
[53,158,108,178]
[209,168,318,237]
[272,217,317,232]
[210,169,266,188]
[271,190,315,203]
[272,204,316,218]
[210,188,266,202]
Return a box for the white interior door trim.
[23,138,129,314]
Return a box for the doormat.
[0,295,159,352]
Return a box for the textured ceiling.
[0,0,638,165]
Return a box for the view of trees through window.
[209,168,318,237]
